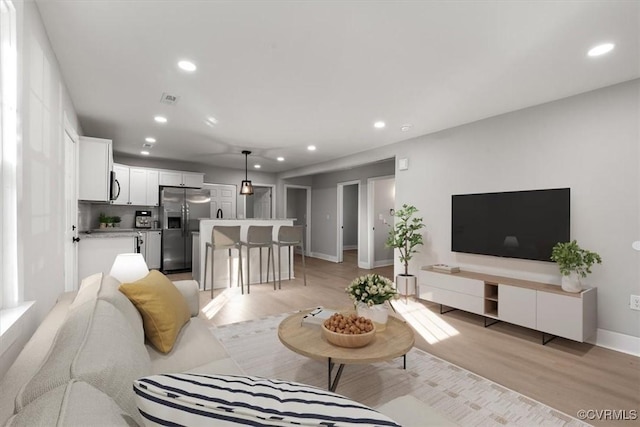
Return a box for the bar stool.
[240,225,276,294]
[204,226,243,298]
[273,225,306,289]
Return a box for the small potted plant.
[386,204,426,297]
[551,240,602,293]
[99,213,109,229]
[345,274,397,330]
[112,216,121,228]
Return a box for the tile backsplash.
[78,203,159,230]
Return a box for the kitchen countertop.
[198,218,296,221]
[80,228,162,238]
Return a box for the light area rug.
[210,313,591,427]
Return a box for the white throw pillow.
[134,373,401,426]
[69,273,102,309]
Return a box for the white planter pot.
[356,302,389,332]
[561,272,582,293]
[395,275,416,296]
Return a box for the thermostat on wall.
[398,158,409,170]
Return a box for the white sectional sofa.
[0,273,455,426]
[0,274,242,426]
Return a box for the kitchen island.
[197,219,296,292]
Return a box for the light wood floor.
[169,251,639,427]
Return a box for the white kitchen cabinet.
[77,236,136,285]
[112,164,130,205]
[112,166,158,206]
[129,168,147,205]
[146,170,159,206]
[159,171,182,187]
[78,137,112,202]
[159,170,204,188]
[182,172,204,188]
[145,230,162,269]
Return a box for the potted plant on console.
[386,204,426,299]
[551,240,602,293]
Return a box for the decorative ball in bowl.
[321,313,376,348]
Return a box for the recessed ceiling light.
[277,157,285,162]
[374,121,386,129]
[140,150,150,156]
[400,124,413,132]
[588,43,615,57]
[254,164,261,169]
[154,116,167,123]
[145,137,156,143]
[205,116,218,127]
[178,60,197,72]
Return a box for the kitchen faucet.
[216,208,223,219]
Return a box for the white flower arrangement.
[345,274,397,307]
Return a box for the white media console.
[418,266,597,344]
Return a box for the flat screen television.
[451,188,570,262]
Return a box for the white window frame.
[1,0,19,310]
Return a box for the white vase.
[356,302,389,332]
[561,272,582,293]
[395,275,416,296]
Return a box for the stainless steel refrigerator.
[161,187,210,272]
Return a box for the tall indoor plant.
[550,240,602,292]
[386,204,426,296]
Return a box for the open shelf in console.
[484,282,499,316]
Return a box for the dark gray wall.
[343,185,358,248]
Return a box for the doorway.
[63,114,79,291]
[244,184,275,219]
[203,183,236,218]
[337,181,360,265]
[367,176,395,269]
[284,185,311,255]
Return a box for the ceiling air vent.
[159,92,180,105]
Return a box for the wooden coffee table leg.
[327,358,345,392]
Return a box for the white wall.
[1,0,80,378]
[394,79,639,338]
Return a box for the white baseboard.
[373,259,394,268]
[358,261,371,269]
[590,328,640,357]
[310,252,339,263]
[342,245,357,251]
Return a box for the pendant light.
[240,150,254,195]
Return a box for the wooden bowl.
[321,322,376,348]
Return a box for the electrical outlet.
[630,295,640,311]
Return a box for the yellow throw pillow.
[119,270,191,353]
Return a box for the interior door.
[253,186,272,219]
[64,128,78,290]
[203,183,236,218]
